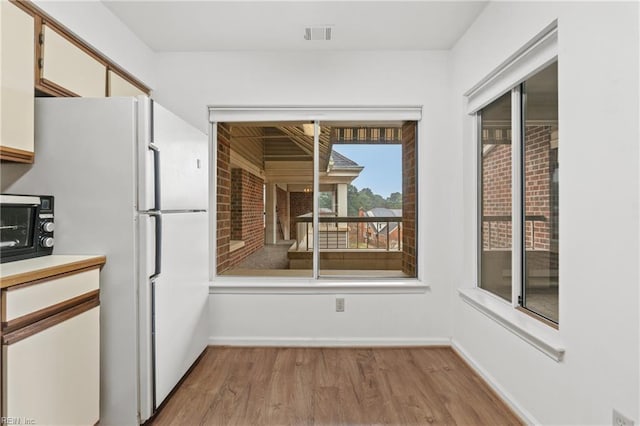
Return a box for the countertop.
[0,255,106,289]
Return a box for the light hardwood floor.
[149,347,523,426]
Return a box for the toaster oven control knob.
[40,237,54,248]
[42,221,55,233]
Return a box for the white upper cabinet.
[108,70,146,97]
[41,24,106,97]
[0,2,35,161]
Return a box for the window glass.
[479,92,513,301]
[216,120,417,280]
[522,62,559,322]
[319,122,415,277]
[216,122,313,277]
[318,122,415,278]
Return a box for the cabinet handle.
[2,296,100,345]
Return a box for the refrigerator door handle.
[149,143,161,211]
[148,211,162,279]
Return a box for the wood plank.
[148,348,233,426]
[374,348,456,424]
[199,347,267,425]
[149,347,524,425]
[312,348,343,425]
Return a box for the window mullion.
[312,120,320,279]
[475,113,482,288]
[511,86,523,307]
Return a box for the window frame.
[466,23,560,330]
[476,71,558,325]
[207,106,427,293]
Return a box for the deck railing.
[294,216,402,251]
[482,215,547,250]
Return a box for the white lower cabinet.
[3,307,100,425]
[0,256,105,425]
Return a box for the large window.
[214,119,418,280]
[479,61,559,324]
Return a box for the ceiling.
[101,1,488,52]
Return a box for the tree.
[318,192,333,210]
[386,192,402,209]
[346,184,402,216]
[347,185,359,216]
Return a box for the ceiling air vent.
[304,26,332,41]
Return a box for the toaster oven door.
[0,195,41,262]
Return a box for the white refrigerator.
[2,96,210,425]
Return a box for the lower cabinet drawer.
[2,306,100,424]
[3,269,99,323]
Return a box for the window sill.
[229,240,245,253]
[458,287,565,362]
[209,278,429,294]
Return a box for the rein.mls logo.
[1,418,35,425]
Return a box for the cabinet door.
[108,70,145,97]
[41,24,106,97]
[3,307,100,425]
[0,2,34,161]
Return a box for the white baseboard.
[208,336,451,347]
[451,339,538,425]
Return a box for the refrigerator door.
[139,211,209,420]
[10,97,140,426]
[137,212,157,423]
[138,98,208,212]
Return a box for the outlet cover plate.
[613,409,634,426]
[336,297,345,312]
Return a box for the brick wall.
[216,123,232,273]
[401,121,417,277]
[230,168,243,241]
[524,126,551,251]
[481,142,512,249]
[217,124,265,273]
[482,125,555,252]
[289,192,313,241]
[231,168,265,257]
[276,186,289,240]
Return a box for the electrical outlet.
[335,297,345,312]
[613,409,634,426]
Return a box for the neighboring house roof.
[330,150,361,169]
[367,207,402,218]
[366,208,402,234]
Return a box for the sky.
[332,144,402,198]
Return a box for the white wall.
[451,2,639,424]
[33,0,155,88]
[153,50,460,345]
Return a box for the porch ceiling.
[230,124,333,170]
[228,123,400,186]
